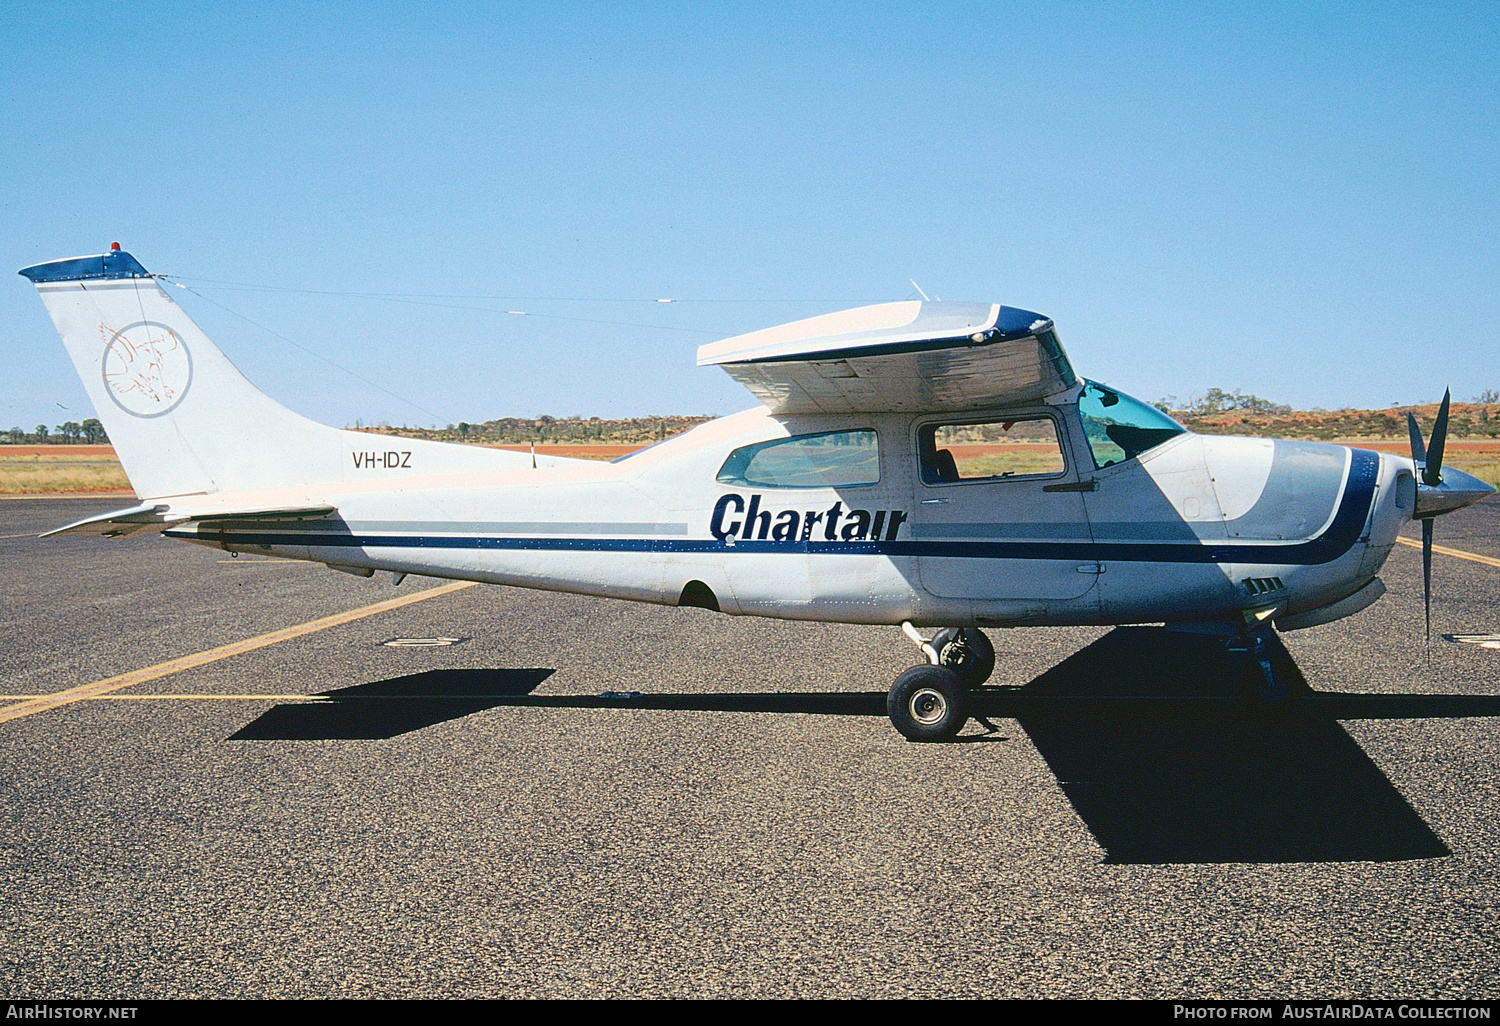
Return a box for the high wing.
[41,502,338,538]
[697,300,1077,414]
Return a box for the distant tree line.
[368,414,714,446]
[2,419,108,444]
[1153,388,1293,416]
[1155,388,1500,440]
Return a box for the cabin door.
[911,412,1099,606]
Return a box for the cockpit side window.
[716,429,879,489]
[1078,379,1186,468]
[918,417,1066,484]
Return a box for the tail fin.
[20,247,531,500]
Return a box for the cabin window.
[1078,380,1186,468]
[716,430,879,489]
[918,417,1066,484]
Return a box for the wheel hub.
[909,687,949,725]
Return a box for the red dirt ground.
[3,443,648,460]
[2,445,117,457]
[1341,439,1500,455]
[488,444,644,460]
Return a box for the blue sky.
[3,2,1497,430]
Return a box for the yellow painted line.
[0,694,323,701]
[0,580,477,725]
[216,558,305,564]
[1395,535,1500,569]
[0,532,39,539]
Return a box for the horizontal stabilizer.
[42,502,337,539]
[41,502,171,538]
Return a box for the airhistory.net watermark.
[6,1007,137,1020]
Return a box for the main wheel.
[931,627,996,689]
[887,665,968,742]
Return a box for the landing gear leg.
[890,622,996,740]
[900,622,996,689]
[1226,627,1303,711]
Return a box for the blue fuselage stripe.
[165,450,1380,568]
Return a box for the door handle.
[1044,480,1097,492]
[920,498,948,505]
[1076,563,1105,574]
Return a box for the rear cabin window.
[919,417,1066,484]
[716,430,879,489]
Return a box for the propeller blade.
[1406,411,1427,467]
[1424,389,1451,487]
[1422,517,1434,647]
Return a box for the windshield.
[1077,380,1186,468]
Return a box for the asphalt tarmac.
[2,496,1498,999]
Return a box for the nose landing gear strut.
[1225,626,1305,711]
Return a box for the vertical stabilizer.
[20,247,537,500]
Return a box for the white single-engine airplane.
[20,247,1495,740]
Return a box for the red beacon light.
[110,242,120,252]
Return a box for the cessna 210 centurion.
[20,247,1494,740]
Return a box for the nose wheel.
[1226,628,1306,713]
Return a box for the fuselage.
[165,389,1419,633]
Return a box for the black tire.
[1233,643,1307,715]
[888,665,969,742]
[931,627,996,689]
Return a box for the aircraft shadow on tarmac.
[229,628,1500,866]
[998,628,1471,866]
[228,668,555,742]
